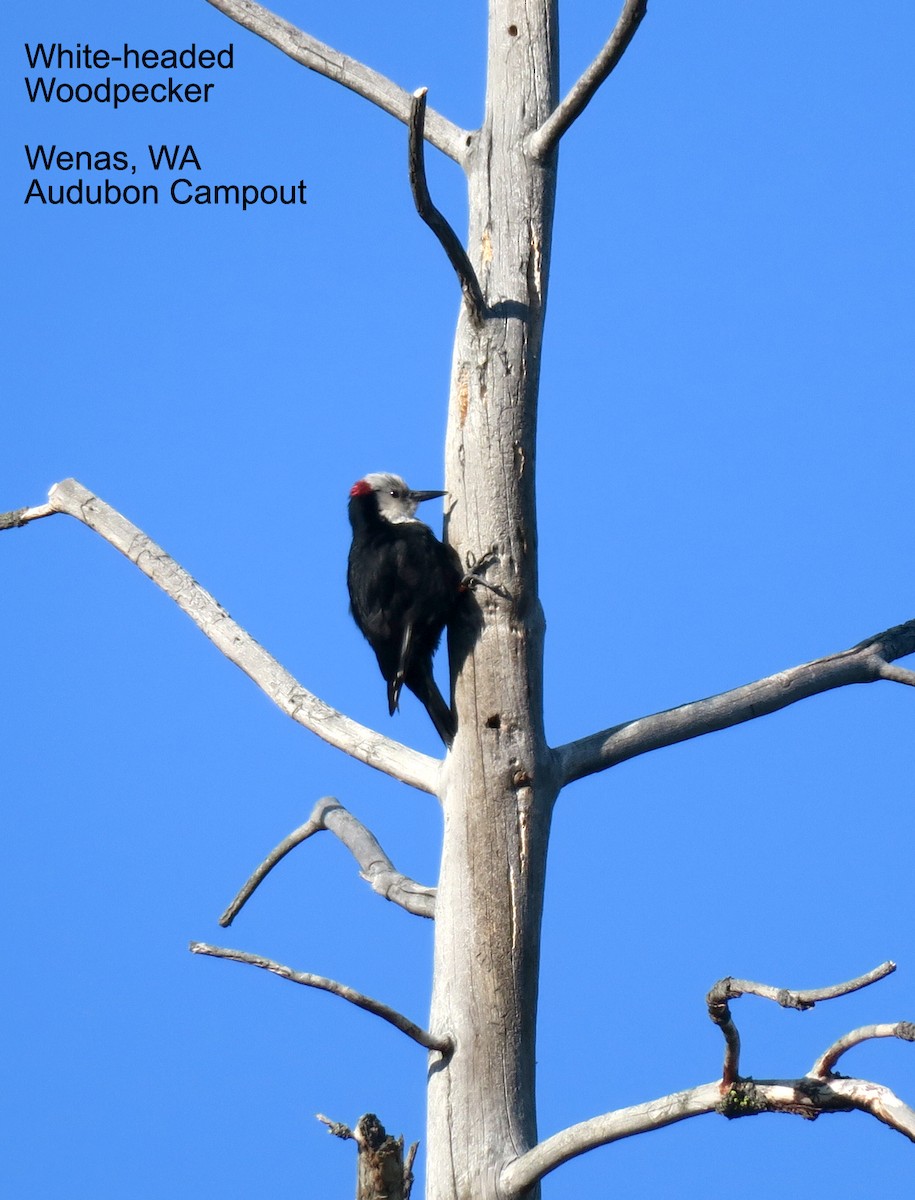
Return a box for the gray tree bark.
[428,5,558,1197]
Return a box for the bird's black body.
[347,473,462,745]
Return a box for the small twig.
[811,1022,915,1079]
[529,0,648,160]
[219,808,328,925]
[409,88,486,324]
[707,963,896,1087]
[715,962,896,1010]
[317,1113,355,1140]
[403,1140,419,1200]
[190,942,451,1053]
[0,502,55,529]
[202,0,470,163]
[880,662,915,686]
[220,796,435,926]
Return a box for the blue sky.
[4,2,914,1196]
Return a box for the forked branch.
[716,1074,915,1141]
[409,89,486,324]
[203,0,470,163]
[501,961,914,1195]
[529,0,648,160]
[220,795,436,925]
[2,481,440,794]
[707,962,897,1086]
[190,942,451,1053]
[556,620,915,787]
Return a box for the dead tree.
[4,3,913,1198]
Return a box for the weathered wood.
[428,4,560,1197]
[318,1113,418,1200]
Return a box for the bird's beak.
[409,489,447,503]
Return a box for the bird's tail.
[406,660,456,747]
[387,625,413,716]
[387,675,404,717]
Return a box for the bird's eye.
[390,489,400,498]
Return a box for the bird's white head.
[350,472,446,524]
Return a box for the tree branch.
[528,0,648,161]
[220,796,436,925]
[706,962,896,1086]
[502,960,912,1193]
[317,1113,357,1140]
[501,1067,915,1196]
[0,502,56,529]
[811,1022,915,1079]
[203,0,470,164]
[816,1076,915,1141]
[190,942,451,1053]
[880,662,915,687]
[716,1074,915,1140]
[556,621,915,787]
[409,89,486,324]
[3,481,440,794]
[500,1083,722,1194]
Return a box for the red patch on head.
[349,479,373,497]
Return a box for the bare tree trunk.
[429,5,559,1196]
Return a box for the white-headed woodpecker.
[347,472,462,745]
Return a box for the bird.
[347,472,462,745]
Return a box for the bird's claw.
[461,547,507,597]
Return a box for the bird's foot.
[461,548,508,597]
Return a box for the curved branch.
[710,961,897,1012]
[203,0,470,164]
[528,0,648,161]
[501,1065,915,1195]
[220,796,436,925]
[500,1083,723,1195]
[706,987,742,1089]
[822,1076,915,1141]
[409,89,485,323]
[8,480,440,794]
[706,963,896,1086]
[556,621,915,787]
[190,942,451,1053]
[811,1022,915,1079]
